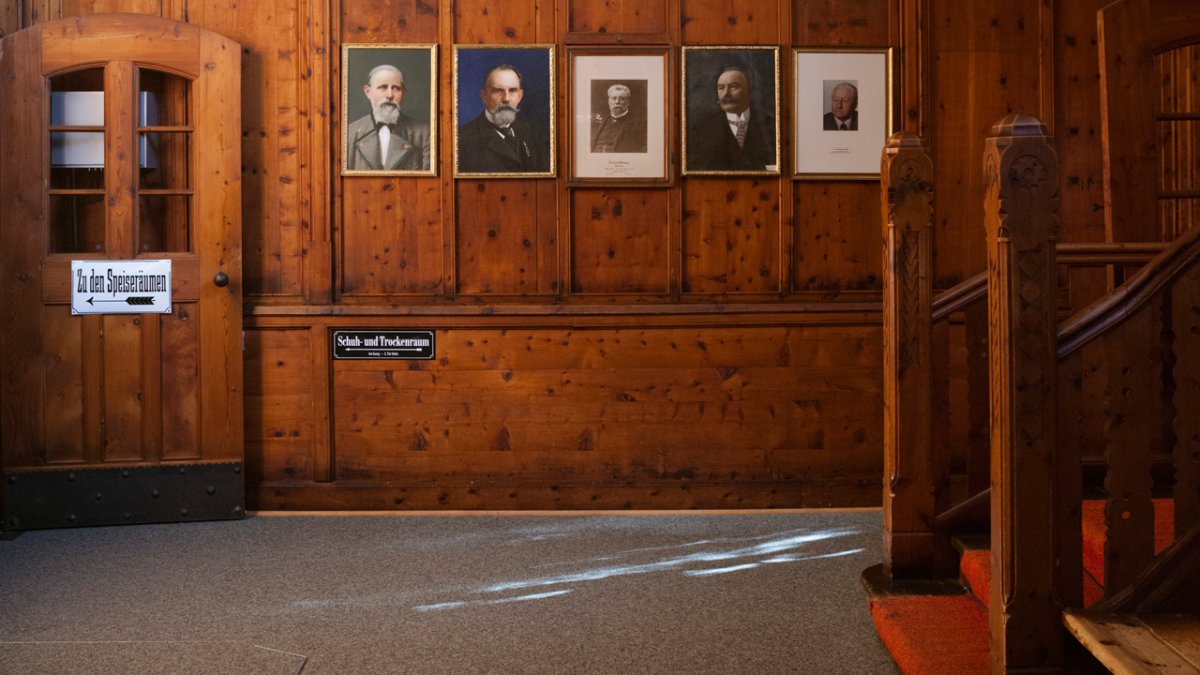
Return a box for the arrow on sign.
[86,296,156,306]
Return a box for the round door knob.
[213,271,229,287]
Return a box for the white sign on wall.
[71,259,172,315]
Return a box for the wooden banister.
[983,114,1064,672]
[1057,225,1200,357]
[880,132,938,579]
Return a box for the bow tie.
[376,121,397,131]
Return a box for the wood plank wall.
[0,0,1126,509]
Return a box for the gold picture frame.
[341,43,437,177]
[453,45,556,178]
[681,46,781,176]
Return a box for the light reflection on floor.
[413,527,863,612]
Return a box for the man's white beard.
[373,100,400,125]
[487,105,519,127]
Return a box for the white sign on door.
[71,259,172,315]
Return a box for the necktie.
[734,120,748,148]
[839,122,848,131]
[502,126,522,157]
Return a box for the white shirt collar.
[725,109,751,123]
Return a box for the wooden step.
[1063,610,1200,674]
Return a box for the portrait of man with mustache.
[589,82,647,154]
[345,63,432,172]
[456,63,551,175]
[683,55,778,174]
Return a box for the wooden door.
[0,14,243,530]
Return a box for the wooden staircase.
[866,500,1192,673]
[868,47,1200,670]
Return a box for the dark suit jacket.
[456,113,549,174]
[589,112,647,153]
[823,111,859,131]
[686,108,776,172]
[346,112,431,171]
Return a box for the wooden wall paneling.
[340,0,438,41]
[301,0,334,303]
[160,305,201,460]
[59,0,159,15]
[680,0,780,45]
[452,0,538,43]
[679,3,790,299]
[450,2,553,299]
[567,0,669,42]
[161,0,187,21]
[310,326,332,481]
[192,0,305,300]
[456,182,544,295]
[682,179,781,294]
[1097,0,1159,243]
[438,2,457,299]
[1054,0,1109,248]
[893,0,931,136]
[330,324,882,489]
[336,1,444,299]
[244,328,315,486]
[342,181,444,296]
[0,25,46,469]
[791,0,891,46]
[791,0,890,295]
[0,2,21,34]
[570,190,670,294]
[930,0,1045,286]
[793,183,883,292]
[42,307,86,464]
[778,0,794,294]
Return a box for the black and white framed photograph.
[341,44,437,176]
[792,47,893,180]
[569,47,670,184]
[681,46,780,176]
[453,45,556,178]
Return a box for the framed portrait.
[681,46,780,176]
[341,44,437,177]
[568,47,670,185]
[792,48,893,180]
[453,45,556,178]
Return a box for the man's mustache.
[720,95,738,105]
[493,103,520,113]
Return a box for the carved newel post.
[983,115,1062,673]
[880,132,936,578]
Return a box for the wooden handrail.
[930,242,1167,322]
[1058,225,1200,358]
[931,272,986,321]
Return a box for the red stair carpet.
[868,499,1175,674]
